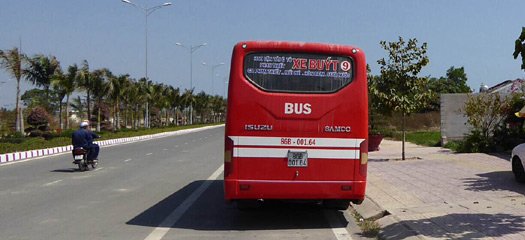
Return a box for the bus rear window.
[244,53,353,93]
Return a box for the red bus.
[224,41,368,209]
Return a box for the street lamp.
[202,62,225,95]
[175,42,207,125]
[121,0,171,128]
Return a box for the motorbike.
[72,148,97,171]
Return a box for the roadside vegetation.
[0,123,219,154]
[1,27,525,156]
[0,47,226,154]
[369,27,525,154]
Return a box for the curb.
[352,196,425,240]
[0,125,222,165]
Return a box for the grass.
[349,207,381,237]
[387,131,441,147]
[0,123,221,154]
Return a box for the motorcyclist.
[72,121,100,163]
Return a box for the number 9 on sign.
[340,61,351,72]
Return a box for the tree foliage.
[0,47,26,133]
[427,66,471,110]
[374,37,431,159]
[375,37,432,115]
[430,66,471,93]
[514,27,525,72]
[460,93,521,153]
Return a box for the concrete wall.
[440,93,471,144]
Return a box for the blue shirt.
[72,128,99,148]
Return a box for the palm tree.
[63,64,79,129]
[24,54,61,108]
[77,60,92,122]
[210,95,226,123]
[91,68,110,131]
[180,89,194,125]
[51,68,66,129]
[120,77,135,128]
[108,74,128,130]
[168,86,181,126]
[0,47,26,133]
[138,78,153,128]
[70,96,85,123]
[194,91,210,123]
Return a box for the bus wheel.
[236,200,261,210]
[323,200,350,210]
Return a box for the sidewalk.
[353,139,525,240]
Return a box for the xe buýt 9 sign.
[244,53,354,93]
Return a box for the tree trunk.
[58,100,63,130]
[97,102,101,132]
[402,111,406,160]
[86,91,91,121]
[15,78,21,133]
[116,99,120,130]
[65,94,70,129]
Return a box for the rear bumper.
[224,179,366,201]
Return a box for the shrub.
[27,107,50,127]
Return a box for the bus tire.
[236,200,261,210]
[323,200,350,210]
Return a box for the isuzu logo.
[284,102,311,115]
[245,124,273,131]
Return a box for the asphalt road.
[0,126,366,240]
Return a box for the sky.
[1,0,525,108]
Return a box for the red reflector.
[239,184,251,191]
[341,185,352,191]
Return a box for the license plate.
[74,155,84,160]
[287,150,308,167]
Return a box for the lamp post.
[121,0,171,128]
[202,62,225,95]
[175,42,207,125]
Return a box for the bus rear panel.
[224,41,368,207]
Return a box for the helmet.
[80,121,89,128]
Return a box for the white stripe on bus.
[233,147,360,159]
[229,136,364,148]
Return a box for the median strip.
[0,125,223,165]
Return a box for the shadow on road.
[381,213,525,240]
[462,171,525,195]
[51,168,78,173]
[127,180,347,230]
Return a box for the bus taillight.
[224,137,234,177]
[359,140,368,177]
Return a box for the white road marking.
[143,164,223,240]
[43,179,63,186]
[124,158,132,162]
[163,149,168,151]
[93,167,104,172]
[324,210,354,240]
[145,153,153,156]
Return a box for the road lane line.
[324,210,354,240]
[124,158,132,162]
[43,179,63,186]
[143,164,223,240]
[145,153,153,156]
